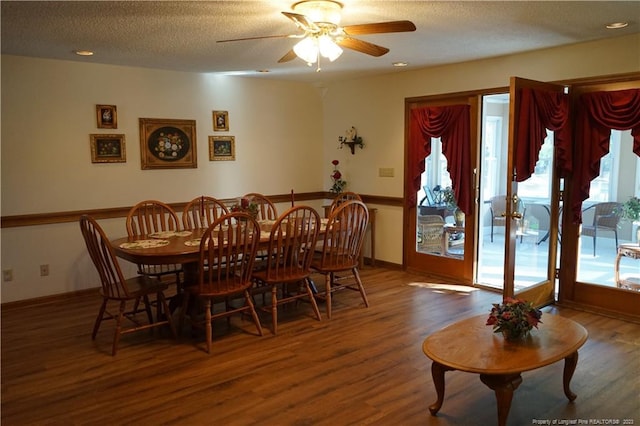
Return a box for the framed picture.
[90,134,126,163]
[139,118,197,169]
[213,110,229,131]
[96,105,117,129]
[209,136,235,161]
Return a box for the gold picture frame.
[90,134,126,163]
[213,110,229,131]
[139,118,197,169]
[96,105,117,129]
[209,136,235,161]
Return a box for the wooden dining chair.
[79,215,176,356]
[243,192,278,221]
[126,200,183,286]
[182,196,229,230]
[329,191,362,214]
[311,200,370,319]
[252,205,322,334]
[179,212,263,354]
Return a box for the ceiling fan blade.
[282,11,319,32]
[342,20,416,36]
[336,37,389,57]
[278,49,298,63]
[217,34,297,43]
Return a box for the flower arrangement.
[330,160,347,194]
[231,196,259,219]
[486,297,542,340]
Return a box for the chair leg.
[112,300,126,356]
[92,299,107,340]
[205,298,212,354]
[271,285,278,335]
[158,292,177,338]
[352,267,369,308]
[305,278,322,321]
[614,230,619,250]
[142,294,154,325]
[592,233,596,257]
[325,273,333,320]
[244,290,263,337]
[491,222,494,242]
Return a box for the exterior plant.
[621,196,640,221]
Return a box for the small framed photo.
[209,136,235,161]
[139,118,197,169]
[90,134,126,163]
[213,110,229,131]
[96,105,117,129]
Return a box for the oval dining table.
[110,219,327,281]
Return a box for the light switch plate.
[379,167,394,177]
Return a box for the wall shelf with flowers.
[338,126,363,155]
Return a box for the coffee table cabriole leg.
[428,361,455,415]
[479,373,523,426]
[563,351,579,401]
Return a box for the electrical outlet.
[3,269,13,282]
[40,264,49,277]
[379,167,394,177]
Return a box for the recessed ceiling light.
[606,22,628,29]
[393,61,408,67]
[74,50,94,56]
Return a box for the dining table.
[110,219,328,282]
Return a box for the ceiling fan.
[217,0,416,70]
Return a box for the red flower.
[332,160,339,166]
[240,197,250,208]
[332,171,342,180]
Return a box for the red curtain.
[408,104,471,214]
[515,88,570,182]
[571,88,640,223]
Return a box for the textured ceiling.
[1,1,638,84]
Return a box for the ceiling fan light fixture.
[293,37,319,63]
[318,35,343,61]
[292,0,343,26]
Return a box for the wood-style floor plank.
[2,268,639,425]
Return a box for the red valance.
[571,88,640,223]
[408,105,471,214]
[515,88,570,182]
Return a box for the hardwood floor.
[2,267,639,425]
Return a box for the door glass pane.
[477,93,552,291]
[577,130,640,291]
[415,137,465,258]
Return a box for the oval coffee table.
[422,314,588,426]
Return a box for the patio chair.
[581,202,623,256]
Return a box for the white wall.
[1,56,324,302]
[2,33,639,302]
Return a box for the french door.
[406,79,562,306]
[404,95,477,283]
